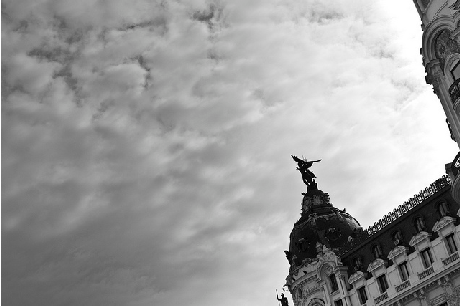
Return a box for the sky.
[2,0,459,306]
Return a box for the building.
[285,176,459,306]
[283,1,460,305]
[414,0,460,201]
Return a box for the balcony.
[449,79,460,108]
[418,266,434,280]
[442,252,459,266]
[395,280,411,292]
[374,292,388,304]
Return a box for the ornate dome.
[286,187,362,267]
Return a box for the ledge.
[374,292,388,304]
[442,252,459,266]
[395,280,411,292]
[418,266,434,280]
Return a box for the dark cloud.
[2,0,458,306]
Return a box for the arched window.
[392,231,403,246]
[414,217,426,233]
[438,201,449,217]
[372,245,383,259]
[329,274,339,292]
[353,257,362,271]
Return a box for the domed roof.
[286,188,362,267]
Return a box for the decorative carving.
[374,292,389,304]
[367,258,385,272]
[425,65,443,95]
[305,285,321,296]
[446,285,460,305]
[449,79,460,108]
[307,298,325,306]
[418,266,435,280]
[325,227,342,242]
[450,0,460,10]
[395,280,411,292]
[432,216,455,232]
[348,271,364,285]
[430,293,447,306]
[388,246,408,261]
[409,231,431,247]
[435,29,460,70]
[320,263,333,276]
[442,252,459,266]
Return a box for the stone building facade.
[285,177,460,306]
[413,0,460,201]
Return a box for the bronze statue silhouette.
[291,155,321,186]
[276,293,289,306]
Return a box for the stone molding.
[409,231,432,247]
[388,246,408,261]
[367,258,385,273]
[374,291,389,304]
[418,266,435,280]
[347,271,364,285]
[442,251,460,266]
[432,216,455,233]
[395,280,411,293]
[430,293,447,306]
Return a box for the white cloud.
[2,0,457,306]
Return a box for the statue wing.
[291,155,302,163]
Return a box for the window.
[372,245,383,259]
[398,261,410,281]
[451,61,460,80]
[334,300,343,306]
[377,275,389,293]
[329,274,339,292]
[446,233,458,254]
[438,201,449,217]
[353,257,363,271]
[297,287,302,299]
[392,231,403,246]
[420,248,433,269]
[357,286,368,305]
[415,217,426,232]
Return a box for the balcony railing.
[395,280,411,292]
[449,79,460,107]
[418,266,434,280]
[442,252,459,266]
[374,292,388,304]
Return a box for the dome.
[286,188,362,267]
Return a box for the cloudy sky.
[2,0,459,305]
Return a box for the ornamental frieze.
[409,231,431,247]
[348,271,364,285]
[367,258,385,272]
[388,245,408,261]
[432,216,455,232]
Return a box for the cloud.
[2,0,457,306]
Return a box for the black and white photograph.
[3,0,460,305]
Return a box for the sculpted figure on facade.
[292,155,321,188]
